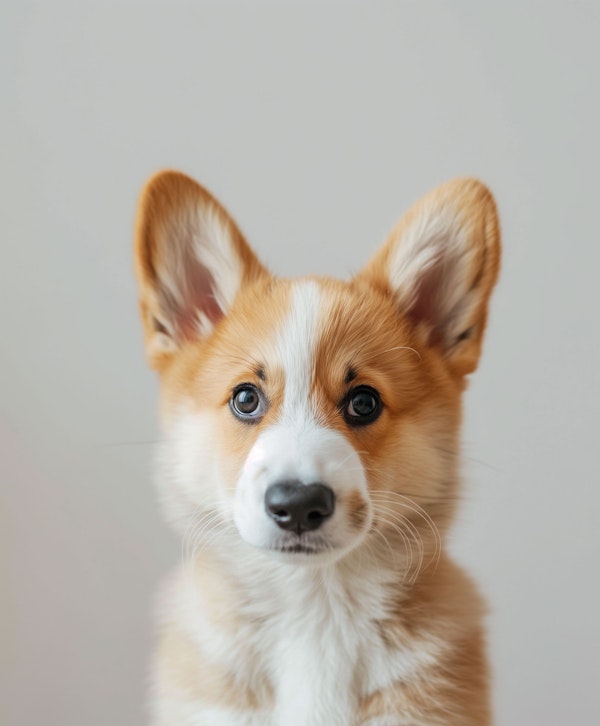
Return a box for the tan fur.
[154,555,274,714]
[134,171,500,725]
[345,490,370,532]
[360,557,490,724]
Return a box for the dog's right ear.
[134,171,267,369]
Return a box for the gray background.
[2,1,599,724]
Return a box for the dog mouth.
[269,536,331,556]
[275,543,320,555]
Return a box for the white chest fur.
[268,571,441,726]
[268,571,368,726]
[161,551,443,726]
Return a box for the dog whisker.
[371,501,431,584]
[351,344,422,366]
[181,509,225,568]
[370,491,442,573]
[372,512,417,584]
[372,502,425,557]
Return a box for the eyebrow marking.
[255,365,266,381]
[344,366,357,385]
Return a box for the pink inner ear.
[158,262,225,342]
[405,257,448,347]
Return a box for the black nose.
[265,481,335,534]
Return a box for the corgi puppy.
[134,171,500,726]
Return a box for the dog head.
[134,171,500,567]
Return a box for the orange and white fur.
[134,171,500,725]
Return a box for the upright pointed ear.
[134,170,268,369]
[357,178,501,377]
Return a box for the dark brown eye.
[230,384,265,422]
[344,386,382,426]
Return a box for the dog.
[133,170,500,725]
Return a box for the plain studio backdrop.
[1,2,599,724]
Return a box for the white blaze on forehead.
[275,280,324,422]
[233,280,372,554]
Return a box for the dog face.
[134,172,500,567]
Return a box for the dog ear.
[134,170,267,369]
[357,178,500,377]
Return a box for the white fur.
[233,281,372,557]
[156,408,224,529]
[154,542,445,726]
[191,207,243,328]
[156,203,243,340]
[388,200,477,345]
[276,280,322,423]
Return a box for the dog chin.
[232,509,368,565]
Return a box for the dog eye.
[344,386,382,426]
[230,384,265,422]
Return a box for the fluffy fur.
[133,170,500,725]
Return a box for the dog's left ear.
[357,178,501,377]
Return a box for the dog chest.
[250,568,427,726]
